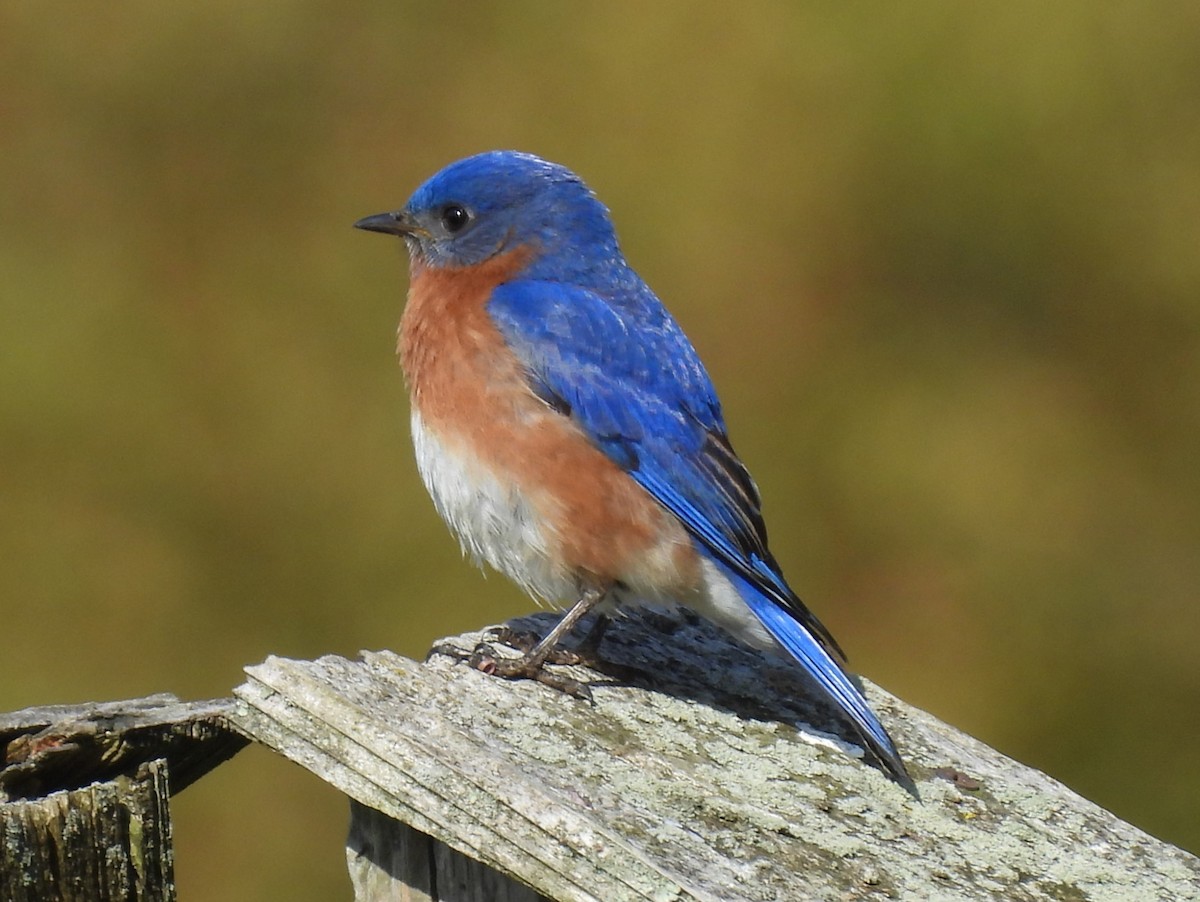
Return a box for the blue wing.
[488,279,912,790]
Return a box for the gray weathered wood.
[0,694,248,802]
[231,608,1200,901]
[1,694,247,901]
[1,758,174,902]
[347,800,435,902]
[347,798,549,902]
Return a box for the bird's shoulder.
[487,277,721,421]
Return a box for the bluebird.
[355,151,913,791]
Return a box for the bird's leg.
[486,605,657,691]
[550,612,612,666]
[495,585,607,672]
[491,611,612,665]
[454,586,609,702]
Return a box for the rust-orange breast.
[397,250,699,600]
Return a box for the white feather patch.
[693,556,780,652]
[410,411,575,602]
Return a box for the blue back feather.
[488,275,912,787]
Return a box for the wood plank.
[0,694,248,800]
[231,608,1200,901]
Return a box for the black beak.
[353,210,422,237]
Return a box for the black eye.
[440,203,471,234]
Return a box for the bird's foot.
[489,618,647,684]
[487,626,601,667]
[476,642,596,702]
[427,638,595,702]
[427,597,639,702]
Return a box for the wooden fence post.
[1,696,247,902]
[2,758,174,902]
[347,798,548,902]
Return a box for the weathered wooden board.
[231,608,1200,901]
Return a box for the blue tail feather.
[715,560,915,793]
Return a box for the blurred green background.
[2,2,1198,897]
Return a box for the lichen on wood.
[232,608,1200,901]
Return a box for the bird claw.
[425,641,473,664]
[427,637,596,703]
[487,626,597,667]
[492,619,650,683]
[485,626,541,654]
[484,649,595,703]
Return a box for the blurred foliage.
[2,2,1198,897]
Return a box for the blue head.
[355,151,624,282]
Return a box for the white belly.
[410,411,576,602]
[411,414,782,656]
